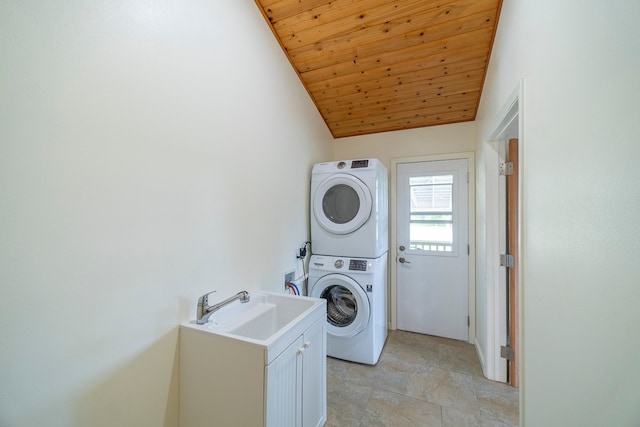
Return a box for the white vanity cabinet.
[180,294,326,427]
[265,317,326,427]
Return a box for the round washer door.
[313,173,372,235]
[310,274,370,337]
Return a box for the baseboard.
[473,337,488,378]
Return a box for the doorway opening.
[485,81,524,387]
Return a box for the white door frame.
[390,152,476,344]
[483,79,525,383]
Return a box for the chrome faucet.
[196,290,250,324]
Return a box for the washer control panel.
[349,259,368,271]
[311,255,373,272]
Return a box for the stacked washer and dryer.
[308,159,388,365]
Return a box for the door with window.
[396,159,469,341]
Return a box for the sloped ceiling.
[255,0,503,138]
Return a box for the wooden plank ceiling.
[254,0,502,138]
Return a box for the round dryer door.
[311,274,370,337]
[313,173,372,235]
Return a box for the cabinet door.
[266,336,304,427]
[302,318,327,427]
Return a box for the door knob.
[399,257,411,264]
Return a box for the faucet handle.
[197,290,216,319]
[204,290,218,305]
[202,290,217,305]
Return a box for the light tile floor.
[326,330,519,427]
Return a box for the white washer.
[311,158,388,258]
[309,253,387,365]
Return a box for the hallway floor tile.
[326,330,519,426]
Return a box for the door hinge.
[499,162,514,176]
[467,316,470,327]
[500,253,515,268]
[501,345,515,361]
[466,172,469,183]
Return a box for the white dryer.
[309,254,387,365]
[311,158,388,258]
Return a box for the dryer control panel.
[351,159,369,168]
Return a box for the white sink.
[181,291,325,363]
[180,291,327,426]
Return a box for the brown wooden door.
[507,138,519,387]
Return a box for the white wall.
[476,1,640,425]
[0,1,332,426]
[334,122,476,165]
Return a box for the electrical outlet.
[296,244,308,260]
